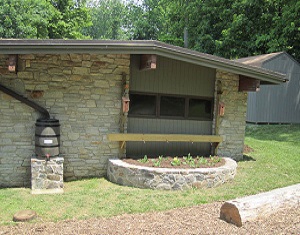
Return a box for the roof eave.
[0,39,286,84]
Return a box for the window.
[129,92,213,120]
[129,94,156,116]
[188,99,212,119]
[160,96,185,117]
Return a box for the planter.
[107,157,237,190]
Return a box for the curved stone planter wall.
[107,158,237,190]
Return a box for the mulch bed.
[2,202,299,235]
[123,145,254,168]
[123,156,225,169]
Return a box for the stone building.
[0,40,285,188]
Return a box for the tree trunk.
[220,183,300,227]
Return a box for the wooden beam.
[220,183,300,227]
[108,133,223,143]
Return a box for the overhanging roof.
[235,52,284,67]
[236,51,300,69]
[0,39,286,84]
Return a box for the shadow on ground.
[240,154,256,162]
[246,124,300,143]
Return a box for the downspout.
[0,83,50,119]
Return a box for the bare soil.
[243,144,254,154]
[123,156,225,169]
[2,202,299,235]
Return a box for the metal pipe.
[0,83,50,119]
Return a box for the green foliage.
[171,156,181,166]
[185,0,300,60]
[152,155,164,167]
[48,0,92,39]
[138,155,148,163]
[125,0,165,40]
[197,156,208,166]
[121,0,300,61]
[0,0,91,39]
[83,0,126,39]
[0,0,55,38]
[210,155,221,164]
[183,153,196,167]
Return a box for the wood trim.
[108,133,223,143]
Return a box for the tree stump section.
[220,183,300,227]
[13,210,37,222]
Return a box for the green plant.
[197,156,208,166]
[171,157,181,166]
[183,153,196,167]
[152,155,164,167]
[138,155,148,163]
[210,155,221,164]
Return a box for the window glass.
[129,94,156,116]
[160,96,185,117]
[188,99,212,119]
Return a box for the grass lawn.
[1,124,300,225]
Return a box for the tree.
[47,0,92,39]
[215,0,284,58]
[125,0,166,40]
[84,0,126,39]
[157,0,186,47]
[0,0,91,39]
[279,0,300,60]
[0,0,55,38]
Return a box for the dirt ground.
[1,202,299,235]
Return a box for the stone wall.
[214,70,248,161]
[107,158,237,190]
[0,53,129,187]
[31,156,64,194]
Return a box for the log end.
[13,210,37,222]
[220,202,242,227]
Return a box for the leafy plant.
[183,153,196,167]
[197,156,208,166]
[171,157,181,166]
[210,155,221,164]
[138,155,148,163]
[152,155,164,167]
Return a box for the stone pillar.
[31,156,64,194]
[214,70,248,161]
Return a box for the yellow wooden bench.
[108,133,223,149]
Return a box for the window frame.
[128,91,214,121]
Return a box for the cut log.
[220,183,300,227]
[13,210,37,222]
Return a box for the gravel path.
[1,202,299,235]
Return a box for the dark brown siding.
[127,55,216,156]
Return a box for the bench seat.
[108,133,223,149]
